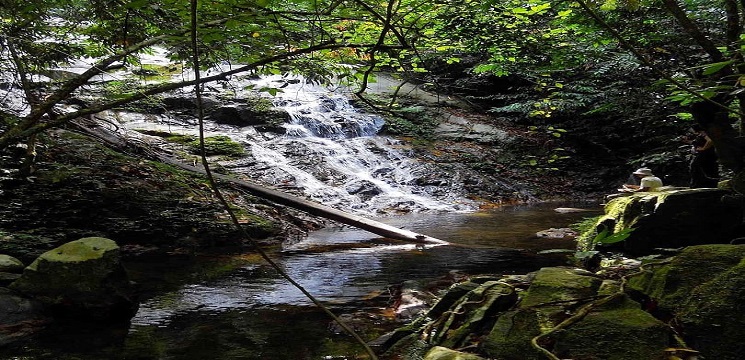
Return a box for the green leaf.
[593,227,634,244]
[701,61,734,76]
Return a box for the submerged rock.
[10,237,138,322]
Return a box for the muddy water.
[3,203,599,360]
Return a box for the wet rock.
[535,227,577,240]
[345,180,382,201]
[0,287,49,347]
[10,237,138,322]
[578,189,743,254]
[627,244,745,360]
[208,103,290,127]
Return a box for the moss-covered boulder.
[10,237,138,321]
[520,267,602,307]
[578,189,742,254]
[627,244,745,360]
[483,267,604,360]
[550,295,673,360]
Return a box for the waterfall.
[99,73,476,216]
[225,75,475,216]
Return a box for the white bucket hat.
[633,167,653,176]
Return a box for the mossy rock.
[188,135,245,157]
[550,295,673,360]
[626,244,745,360]
[578,189,742,254]
[676,257,745,359]
[482,308,544,360]
[482,267,602,360]
[520,267,602,307]
[10,237,137,321]
[626,244,745,312]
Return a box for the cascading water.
[217,75,476,216]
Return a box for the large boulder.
[627,244,745,360]
[9,237,138,322]
[578,189,743,254]
[483,267,606,360]
[548,295,674,360]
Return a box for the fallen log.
[70,121,447,245]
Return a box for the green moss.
[675,256,745,359]
[28,237,118,270]
[483,309,544,360]
[572,215,602,250]
[188,135,245,157]
[627,245,745,312]
[243,95,275,113]
[520,267,602,308]
[576,194,663,251]
[551,295,671,360]
[135,63,183,82]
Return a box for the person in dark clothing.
[689,124,719,188]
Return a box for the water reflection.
[131,203,600,329]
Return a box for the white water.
[112,74,476,216]
[233,76,476,215]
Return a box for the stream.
[4,204,599,360]
[2,71,602,359]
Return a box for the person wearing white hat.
[621,167,663,192]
